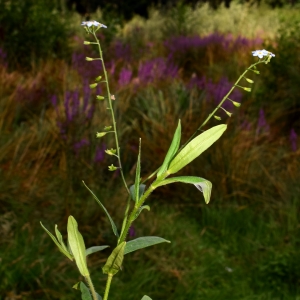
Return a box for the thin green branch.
[179,61,264,151]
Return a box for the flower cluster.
[81,21,107,28]
[252,49,275,59]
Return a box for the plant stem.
[85,275,98,300]
[103,274,113,300]
[118,183,157,244]
[93,32,130,196]
[118,195,131,243]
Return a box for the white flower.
[252,49,275,58]
[262,49,275,57]
[252,50,266,59]
[81,21,107,28]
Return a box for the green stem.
[118,195,131,243]
[179,61,263,150]
[85,275,98,300]
[93,32,130,196]
[103,274,113,300]
[118,183,157,244]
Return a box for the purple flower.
[137,57,178,85]
[73,138,90,155]
[94,144,106,163]
[118,68,132,87]
[290,129,297,152]
[256,109,270,134]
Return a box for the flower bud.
[243,87,251,92]
[96,95,105,100]
[90,83,98,89]
[105,149,117,155]
[96,132,107,138]
[95,76,102,82]
[214,115,221,120]
[84,41,91,45]
[225,111,232,117]
[232,101,241,107]
[253,70,260,74]
[104,126,112,130]
[245,78,254,84]
[108,164,118,171]
[85,57,94,61]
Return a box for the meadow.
[0,2,300,299]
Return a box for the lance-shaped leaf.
[134,139,142,202]
[141,296,152,300]
[82,181,119,237]
[157,120,181,178]
[133,205,150,221]
[73,282,102,300]
[102,242,126,275]
[86,245,109,257]
[80,284,92,300]
[124,237,170,255]
[55,225,69,253]
[153,176,212,204]
[167,124,227,175]
[40,222,73,261]
[67,216,89,277]
[129,184,146,202]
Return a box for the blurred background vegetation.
[0,0,300,299]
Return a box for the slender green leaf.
[40,222,73,261]
[157,119,181,178]
[129,184,146,202]
[153,176,212,204]
[86,246,109,257]
[133,205,150,221]
[55,225,69,253]
[168,124,227,175]
[141,296,152,300]
[79,282,92,300]
[72,282,81,290]
[102,242,126,275]
[124,237,170,255]
[134,139,142,202]
[82,181,119,237]
[67,216,89,276]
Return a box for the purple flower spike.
[118,67,132,87]
[290,128,298,152]
[256,108,270,134]
[94,144,106,163]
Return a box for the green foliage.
[124,237,171,255]
[40,222,74,261]
[0,0,70,69]
[102,242,126,275]
[167,124,227,174]
[154,176,212,204]
[67,216,89,276]
[82,181,119,238]
[86,246,110,257]
[157,120,182,179]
